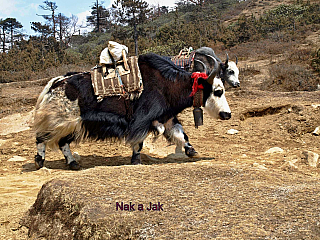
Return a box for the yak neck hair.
[138,53,192,83]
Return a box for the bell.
[193,107,203,128]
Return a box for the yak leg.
[164,117,198,158]
[152,120,165,135]
[60,143,80,170]
[35,137,46,170]
[58,135,80,170]
[131,142,143,165]
[182,131,198,157]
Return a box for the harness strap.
[190,72,207,108]
[193,90,203,108]
[115,67,127,95]
[189,51,195,70]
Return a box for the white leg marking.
[37,142,46,159]
[152,120,165,135]
[132,143,142,155]
[61,144,75,164]
[157,124,165,135]
[171,124,186,145]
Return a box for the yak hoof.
[131,155,141,165]
[131,159,141,165]
[35,155,44,170]
[185,147,199,158]
[69,161,81,170]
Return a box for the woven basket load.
[91,56,142,98]
[171,47,195,70]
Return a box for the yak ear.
[206,57,220,85]
[220,62,226,71]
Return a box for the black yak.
[33,53,231,170]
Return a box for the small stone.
[312,104,320,109]
[39,167,52,174]
[287,156,299,164]
[252,162,267,170]
[0,139,6,147]
[312,126,320,136]
[8,156,27,162]
[281,161,298,171]
[302,151,319,167]
[265,147,284,154]
[227,129,239,135]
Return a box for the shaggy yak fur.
[34,53,230,170]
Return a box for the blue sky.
[0,0,176,36]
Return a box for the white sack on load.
[108,41,128,62]
[99,47,113,65]
[99,41,129,65]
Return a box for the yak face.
[204,77,231,120]
[193,47,240,88]
[221,61,240,88]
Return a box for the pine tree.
[38,1,58,38]
[87,0,111,33]
[112,0,150,55]
[0,18,23,51]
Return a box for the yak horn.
[194,59,208,74]
[225,53,229,66]
[235,55,238,65]
[206,57,220,85]
[204,54,218,62]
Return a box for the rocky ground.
[0,56,319,239]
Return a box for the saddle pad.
[91,56,142,98]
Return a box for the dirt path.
[0,57,320,238]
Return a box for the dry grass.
[262,62,319,92]
[225,36,320,92]
[229,39,303,60]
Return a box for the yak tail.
[35,76,66,110]
[34,76,84,150]
[34,115,83,150]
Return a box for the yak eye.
[214,89,223,97]
[229,70,234,75]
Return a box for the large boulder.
[22,163,320,239]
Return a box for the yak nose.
[219,112,231,120]
[234,82,240,88]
